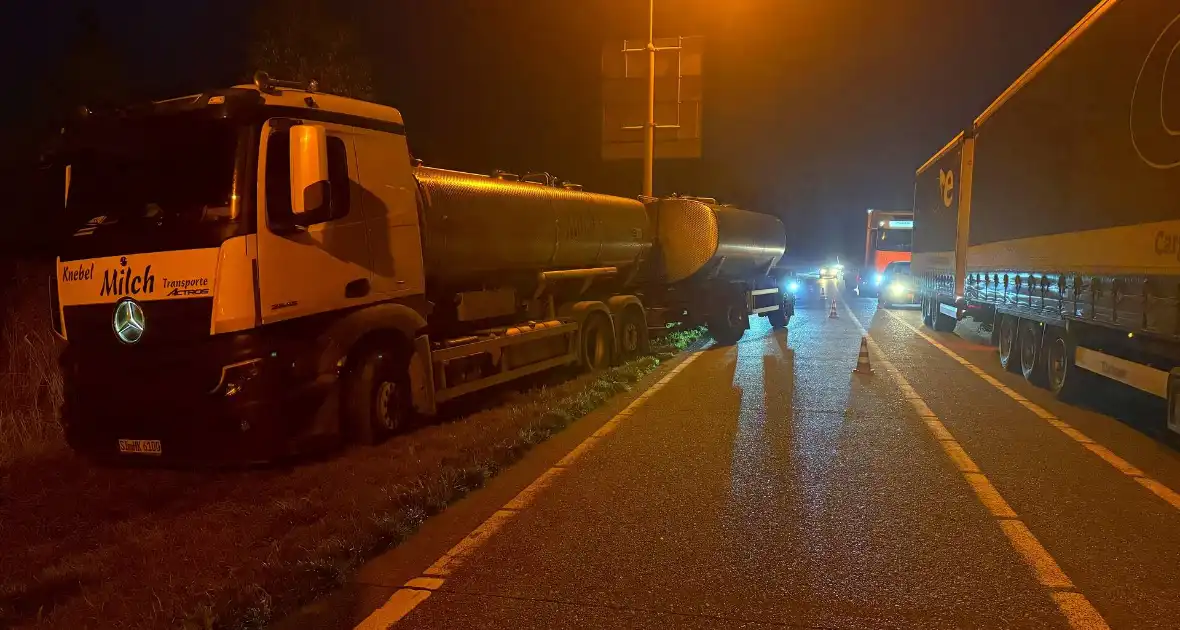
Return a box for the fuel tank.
[648,197,786,284]
[416,167,650,289]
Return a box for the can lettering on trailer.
[1153,230,1180,261]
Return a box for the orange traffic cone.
[828,300,839,319]
[853,336,873,374]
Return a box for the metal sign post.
[601,6,702,196]
[644,0,655,198]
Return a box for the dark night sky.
[4,0,1098,261]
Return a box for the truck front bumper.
[60,333,337,465]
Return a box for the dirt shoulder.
[0,345,695,629]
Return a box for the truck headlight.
[820,267,829,276]
[787,281,800,293]
[889,282,907,296]
[874,274,883,286]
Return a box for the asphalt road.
[287,283,1180,629]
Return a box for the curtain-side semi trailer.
[912,0,1180,432]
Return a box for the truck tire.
[1020,320,1047,386]
[615,306,649,363]
[933,302,956,332]
[768,305,789,329]
[342,343,410,445]
[1046,326,1086,400]
[998,315,1020,373]
[581,313,614,372]
[922,298,935,328]
[708,303,748,346]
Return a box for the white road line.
[881,308,1180,512]
[843,302,1109,630]
[353,351,705,629]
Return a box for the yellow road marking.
[353,587,431,630]
[881,308,1180,512]
[843,303,1109,630]
[909,397,936,418]
[1051,592,1112,630]
[924,418,956,441]
[999,519,1074,589]
[502,467,565,511]
[1135,477,1180,511]
[402,577,444,591]
[938,439,981,473]
[355,351,704,629]
[964,472,1018,518]
[555,436,599,467]
[423,509,516,577]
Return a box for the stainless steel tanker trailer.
[50,74,791,462]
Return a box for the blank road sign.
[601,35,702,160]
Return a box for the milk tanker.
[51,73,790,462]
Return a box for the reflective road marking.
[354,351,705,629]
[845,302,1109,630]
[882,309,1180,512]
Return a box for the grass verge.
[0,262,63,466]
[0,351,689,630]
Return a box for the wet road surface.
[287,288,1180,629]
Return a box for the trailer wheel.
[708,303,748,345]
[922,298,935,328]
[1046,326,1085,400]
[616,306,649,363]
[933,302,956,332]
[581,313,614,372]
[998,315,1020,373]
[343,343,410,445]
[1020,320,1047,386]
[768,305,790,329]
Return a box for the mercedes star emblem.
[112,298,145,344]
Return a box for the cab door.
[351,130,425,298]
[255,119,374,324]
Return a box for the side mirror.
[289,124,332,224]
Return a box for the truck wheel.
[1046,326,1085,400]
[767,306,789,329]
[922,298,935,328]
[581,313,614,372]
[343,344,410,445]
[933,302,956,332]
[1020,320,1047,386]
[998,315,1020,373]
[615,306,649,363]
[708,304,748,345]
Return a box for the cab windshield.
[875,228,912,252]
[60,113,248,260]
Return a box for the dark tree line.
[0,0,375,259]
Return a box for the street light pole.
[643,0,655,198]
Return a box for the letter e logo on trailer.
[939,169,955,208]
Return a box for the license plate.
[118,439,162,455]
